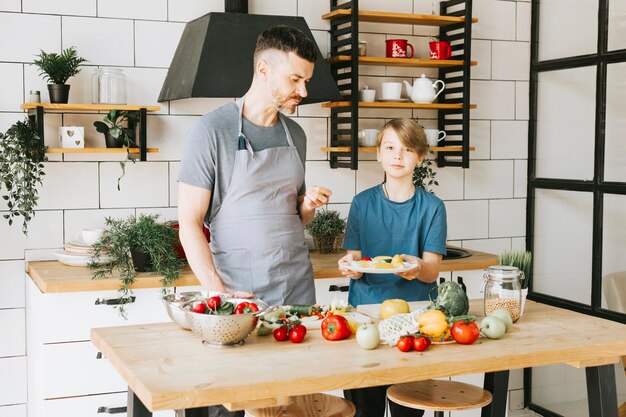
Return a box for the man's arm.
[298,186,332,225]
[177,182,227,292]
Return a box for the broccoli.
[428,281,469,316]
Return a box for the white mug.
[59,126,85,148]
[424,129,446,147]
[380,82,402,100]
[76,228,104,245]
[359,89,376,102]
[358,129,379,147]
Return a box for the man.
[178,25,331,312]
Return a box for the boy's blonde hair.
[376,119,428,158]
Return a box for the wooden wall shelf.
[320,146,475,153]
[21,103,161,112]
[327,56,477,68]
[322,10,478,26]
[45,148,159,154]
[322,101,477,110]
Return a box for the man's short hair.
[254,25,317,65]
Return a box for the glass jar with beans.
[482,266,524,322]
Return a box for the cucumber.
[288,305,313,317]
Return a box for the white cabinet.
[25,277,173,417]
[314,277,349,306]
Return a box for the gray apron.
[208,97,315,307]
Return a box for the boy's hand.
[396,254,422,280]
[338,253,363,280]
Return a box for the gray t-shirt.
[178,102,307,225]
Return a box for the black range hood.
[158,1,342,104]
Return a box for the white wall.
[0,0,531,414]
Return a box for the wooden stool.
[387,380,492,417]
[246,393,356,417]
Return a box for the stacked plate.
[55,240,111,266]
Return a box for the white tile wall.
[0,404,26,417]
[0,0,536,412]
[490,199,526,238]
[0,0,20,12]
[0,356,27,405]
[98,0,167,21]
[135,20,185,68]
[465,160,514,200]
[0,13,60,62]
[23,0,95,16]
[62,17,134,66]
[491,121,528,160]
[0,63,23,111]
[0,261,25,309]
[0,309,25,356]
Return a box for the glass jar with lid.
[92,68,127,104]
[482,265,524,322]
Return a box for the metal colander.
[181,297,268,346]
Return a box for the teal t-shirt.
[343,184,447,306]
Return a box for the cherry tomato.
[396,335,414,352]
[413,336,431,352]
[192,302,206,314]
[451,320,480,345]
[273,327,289,342]
[289,324,307,343]
[234,301,248,314]
[206,296,221,311]
[235,301,260,314]
[361,257,372,261]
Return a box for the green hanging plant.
[0,118,48,235]
[89,214,185,318]
[413,153,439,193]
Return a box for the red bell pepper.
[321,314,352,341]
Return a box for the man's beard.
[268,82,301,115]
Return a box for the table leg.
[481,370,509,417]
[127,388,152,417]
[586,364,618,417]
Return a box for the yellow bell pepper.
[418,310,448,337]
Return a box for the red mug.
[386,39,414,58]
[429,41,452,60]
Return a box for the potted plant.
[89,214,185,318]
[33,46,87,104]
[0,118,48,235]
[305,208,347,254]
[93,109,139,149]
[94,110,140,190]
[413,154,439,193]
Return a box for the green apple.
[356,323,380,350]
[488,308,513,331]
[480,316,506,339]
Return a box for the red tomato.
[273,327,289,342]
[192,302,206,314]
[361,257,372,261]
[289,324,307,343]
[451,320,480,345]
[413,336,431,352]
[396,335,415,352]
[235,301,260,314]
[234,301,248,314]
[206,296,221,310]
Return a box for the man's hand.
[298,186,332,225]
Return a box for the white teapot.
[403,74,445,103]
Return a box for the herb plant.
[305,209,347,254]
[498,250,532,289]
[89,214,185,318]
[33,46,87,84]
[0,118,48,235]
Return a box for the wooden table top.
[90,300,626,412]
[28,248,496,293]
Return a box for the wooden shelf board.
[322,101,477,110]
[320,146,474,153]
[21,103,160,112]
[328,55,477,68]
[322,9,477,26]
[45,148,159,154]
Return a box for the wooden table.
[91,300,626,417]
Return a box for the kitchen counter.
[27,248,496,293]
[90,299,626,416]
